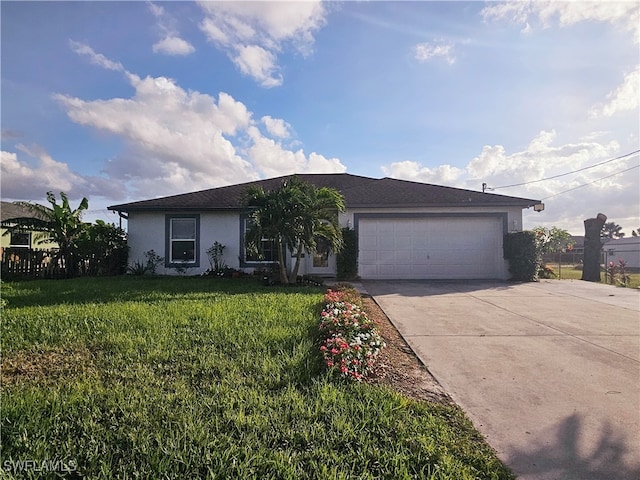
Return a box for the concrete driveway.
[363,279,640,480]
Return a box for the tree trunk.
[581,213,607,282]
[276,238,289,285]
[289,241,304,284]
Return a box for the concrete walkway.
[363,279,640,480]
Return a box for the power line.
[490,149,639,190]
[540,163,640,200]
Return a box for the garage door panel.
[379,237,395,249]
[396,251,412,264]
[358,217,504,279]
[412,250,429,265]
[378,251,396,265]
[360,250,377,263]
[360,236,378,249]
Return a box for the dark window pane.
[10,232,30,247]
[171,240,195,262]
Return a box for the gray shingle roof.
[108,173,540,212]
[1,201,47,222]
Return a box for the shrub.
[75,220,129,276]
[605,259,631,287]
[319,288,385,381]
[206,241,226,272]
[336,228,358,280]
[539,264,556,279]
[503,231,541,282]
[127,260,147,276]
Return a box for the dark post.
[581,213,607,282]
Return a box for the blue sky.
[1,1,639,234]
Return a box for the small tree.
[244,177,345,285]
[76,220,128,276]
[1,191,88,277]
[286,179,345,283]
[532,226,574,255]
[601,222,625,239]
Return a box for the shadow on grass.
[506,413,640,480]
[3,276,325,308]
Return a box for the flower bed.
[319,288,385,381]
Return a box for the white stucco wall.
[127,205,527,278]
[127,211,241,275]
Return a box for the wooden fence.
[1,247,67,279]
[1,247,128,279]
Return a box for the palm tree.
[2,191,89,277]
[288,183,345,283]
[244,177,345,285]
[244,181,297,284]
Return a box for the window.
[10,232,30,248]
[242,217,278,264]
[165,215,199,266]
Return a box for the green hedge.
[336,228,358,280]
[503,231,541,282]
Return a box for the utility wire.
[491,149,639,190]
[540,163,640,200]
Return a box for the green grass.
[545,264,640,288]
[1,277,512,479]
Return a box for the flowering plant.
[319,288,385,381]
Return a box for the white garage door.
[358,217,504,279]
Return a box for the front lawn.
[1,277,512,479]
[544,264,640,288]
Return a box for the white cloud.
[481,0,640,42]
[262,116,290,138]
[153,36,195,56]
[1,145,120,200]
[53,74,257,196]
[247,126,346,178]
[382,130,638,234]
[590,66,640,118]
[147,1,164,18]
[382,161,463,184]
[414,40,455,65]
[148,1,195,56]
[232,45,282,88]
[198,0,327,86]
[39,43,346,200]
[69,40,124,72]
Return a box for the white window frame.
[165,215,200,267]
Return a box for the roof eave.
[345,201,541,209]
[107,205,242,213]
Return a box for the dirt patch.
[361,295,452,404]
[1,347,97,387]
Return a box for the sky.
[1,0,639,235]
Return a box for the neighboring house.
[108,173,541,280]
[602,237,640,270]
[0,201,56,250]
